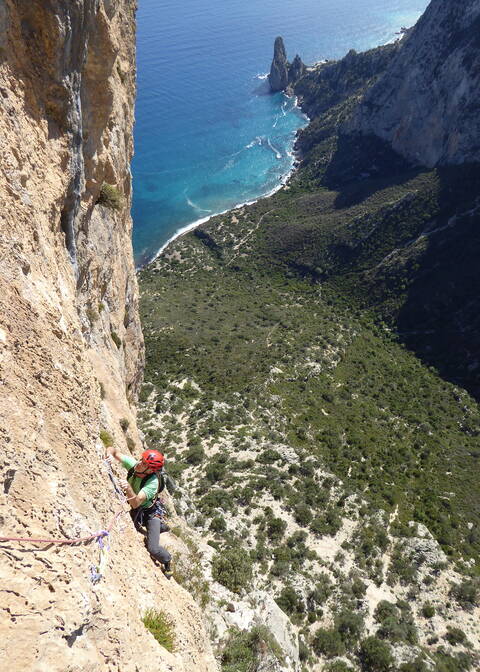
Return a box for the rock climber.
[106,445,173,579]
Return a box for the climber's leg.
[146,515,171,565]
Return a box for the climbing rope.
[0,446,134,585]
[0,508,124,545]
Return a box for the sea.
[132,0,430,266]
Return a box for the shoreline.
[137,94,309,270]
[136,17,419,272]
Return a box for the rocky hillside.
[346,0,480,167]
[137,4,480,672]
[0,2,217,670]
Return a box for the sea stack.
[269,37,306,92]
[269,36,289,92]
[288,54,306,84]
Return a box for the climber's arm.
[105,445,124,462]
[119,479,147,509]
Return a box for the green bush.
[276,585,305,617]
[359,636,394,672]
[351,576,367,598]
[97,182,122,210]
[206,460,227,483]
[421,602,435,618]
[310,507,342,536]
[185,444,205,465]
[374,601,397,622]
[387,544,417,586]
[444,627,467,646]
[398,658,429,672]
[450,579,479,609]
[199,488,234,514]
[221,626,284,672]
[374,600,417,645]
[334,609,364,647]
[311,573,333,606]
[294,503,313,526]
[99,430,114,448]
[433,648,474,672]
[142,608,175,651]
[210,515,227,533]
[111,329,122,348]
[266,517,287,542]
[138,384,152,403]
[312,628,345,658]
[257,448,282,464]
[212,546,253,594]
[325,662,354,672]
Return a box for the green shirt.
[121,455,158,509]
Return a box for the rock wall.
[0,1,218,670]
[346,0,480,167]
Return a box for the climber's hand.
[105,455,115,468]
[118,479,129,493]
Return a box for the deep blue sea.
[132,0,429,265]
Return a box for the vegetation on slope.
[137,39,480,672]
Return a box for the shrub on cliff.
[185,444,205,465]
[97,182,122,210]
[325,662,355,672]
[212,546,253,594]
[99,430,113,448]
[276,585,305,617]
[421,602,435,618]
[358,636,394,672]
[444,627,467,646]
[312,628,345,658]
[142,609,175,651]
[450,578,480,610]
[221,626,284,672]
[334,609,364,647]
[374,600,417,645]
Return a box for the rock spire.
[268,37,306,92]
[269,36,289,92]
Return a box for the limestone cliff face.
[0,2,217,670]
[346,0,480,167]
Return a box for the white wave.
[255,72,269,80]
[245,136,262,150]
[148,154,300,266]
[185,193,212,214]
[266,137,282,160]
[144,94,312,268]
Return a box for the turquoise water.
[132,0,429,265]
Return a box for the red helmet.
[141,449,164,472]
